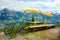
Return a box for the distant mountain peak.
[2,8,9,11]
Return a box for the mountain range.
[0,8,60,24]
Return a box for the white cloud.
[0,0,60,14]
[17,0,54,2]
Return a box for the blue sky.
[0,0,60,13]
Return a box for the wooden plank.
[29,24,55,28]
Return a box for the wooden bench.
[28,24,55,31]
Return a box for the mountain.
[0,8,60,24]
[0,8,24,20]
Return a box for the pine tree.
[32,16,34,22]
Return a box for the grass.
[0,23,60,40]
[0,28,6,32]
[20,27,60,40]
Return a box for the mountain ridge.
[0,8,60,24]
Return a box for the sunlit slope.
[42,12,53,17]
[24,9,41,14]
[24,9,53,17]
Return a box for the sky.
[0,0,60,13]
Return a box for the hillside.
[0,8,60,29]
[0,8,60,23]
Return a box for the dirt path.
[0,27,60,40]
[0,32,8,40]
